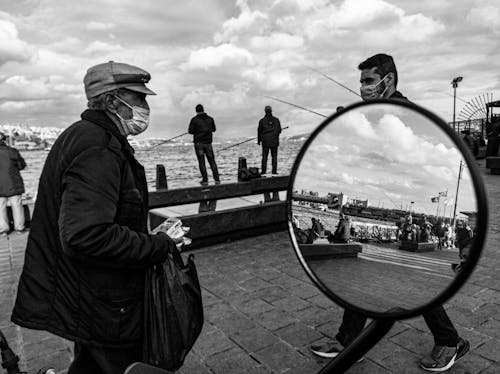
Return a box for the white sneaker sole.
[420,353,457,372]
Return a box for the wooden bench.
[399,241,436,253]
[486,157,500,175]
[299,240,363,260]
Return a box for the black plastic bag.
[143,247,204,371]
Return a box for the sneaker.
[200,181,209,186]
[0,232,7,237]
[272,172,279,176]
[215,180,221,185]
[310,341,364,362]
[420,338,470,372]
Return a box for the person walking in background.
[0,132,26,236]
[189,104,220,186]
[257,105,281,176]
[310,53,470,372]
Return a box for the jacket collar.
[80,109,135,155]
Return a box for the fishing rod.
[218,126,290,152]
[146,132,189,151]
[262,95,328,118]
[305,65,361,98]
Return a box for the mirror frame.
[286,98,488,320]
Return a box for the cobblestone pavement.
[0,160,498,374]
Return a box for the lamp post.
[452,76,463,132]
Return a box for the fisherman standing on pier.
[189,104,220,186]
[258,105,282,176]
[311,53,470,372]
[0,132,26,235]
[11,61,181,374]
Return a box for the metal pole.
[453,83,457,132]
[452,160,463,228]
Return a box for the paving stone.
[238,277,273,292]
[475,338,500,362]
[271,274,304,289]
[449,352,494,374]
[304,293,338,310]
[389,328,431,355]
[232,297,275,317]
[177,351,212,374]
[191,327,236,358]
[253,341,308,373]
[480,362,500,374]
[229,326,280,353]
[203,301,238,323]
[251,267,284,281]
[345,360,391,374]
[367,339,410,363]
[476,318,500,340]
[256,308,298,331]
[251,285,288,303]
[205,347,271,374]
[212,312,257,335]
[289,306,337,328]
[287,282,321,299]
[271,296,312,313]
[274,323,324,348]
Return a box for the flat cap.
[83,61,156,99]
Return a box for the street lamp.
[452,76,463,132]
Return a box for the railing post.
[238,157,247,181]
[156,164,168,190]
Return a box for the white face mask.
[360,74,388,101]
[113,95,150,136]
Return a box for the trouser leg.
[336,309,367,347]
[205,144,220,181]
[423,305,459,347]
[261,146,270,174]
[9,195,25,231]
[0,197,9,233]
[271,146,278,174]
[194,143,208,182]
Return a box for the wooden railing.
[148,164,290,249]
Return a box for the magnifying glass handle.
[317,318,395,374]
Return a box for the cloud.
[214,0,268,43]
[181,43,254,71]
[0,19,33,65]
[83,40,124,55]
[466,1,500,34]
[86,21,115,31]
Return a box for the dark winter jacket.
[11,109,175,348]
[0,143,26,197]
[189,112,216,144]
[258,114,281,147]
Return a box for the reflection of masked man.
[311,53,470,373]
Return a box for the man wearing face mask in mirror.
[311,54,470,372]
[11,61,179,374]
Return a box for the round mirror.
[287,99,488,319]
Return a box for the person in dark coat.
[258,105,282,175]
[311,53,470,372]
[11,61,179,374]
[188,104,220,186]
[0,132,26,235]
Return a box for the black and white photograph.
[0,1,499,373]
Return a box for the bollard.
[238,157,247,181]
[156,164,168,190]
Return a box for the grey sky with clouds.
[0,0,499,139]
[293,103,478,217]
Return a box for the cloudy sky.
[294,103,477,218]
[0,0,499,140]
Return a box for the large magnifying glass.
[286,99,488,373]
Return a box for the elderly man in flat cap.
[257,105,282,176]
[11,61,178,374]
